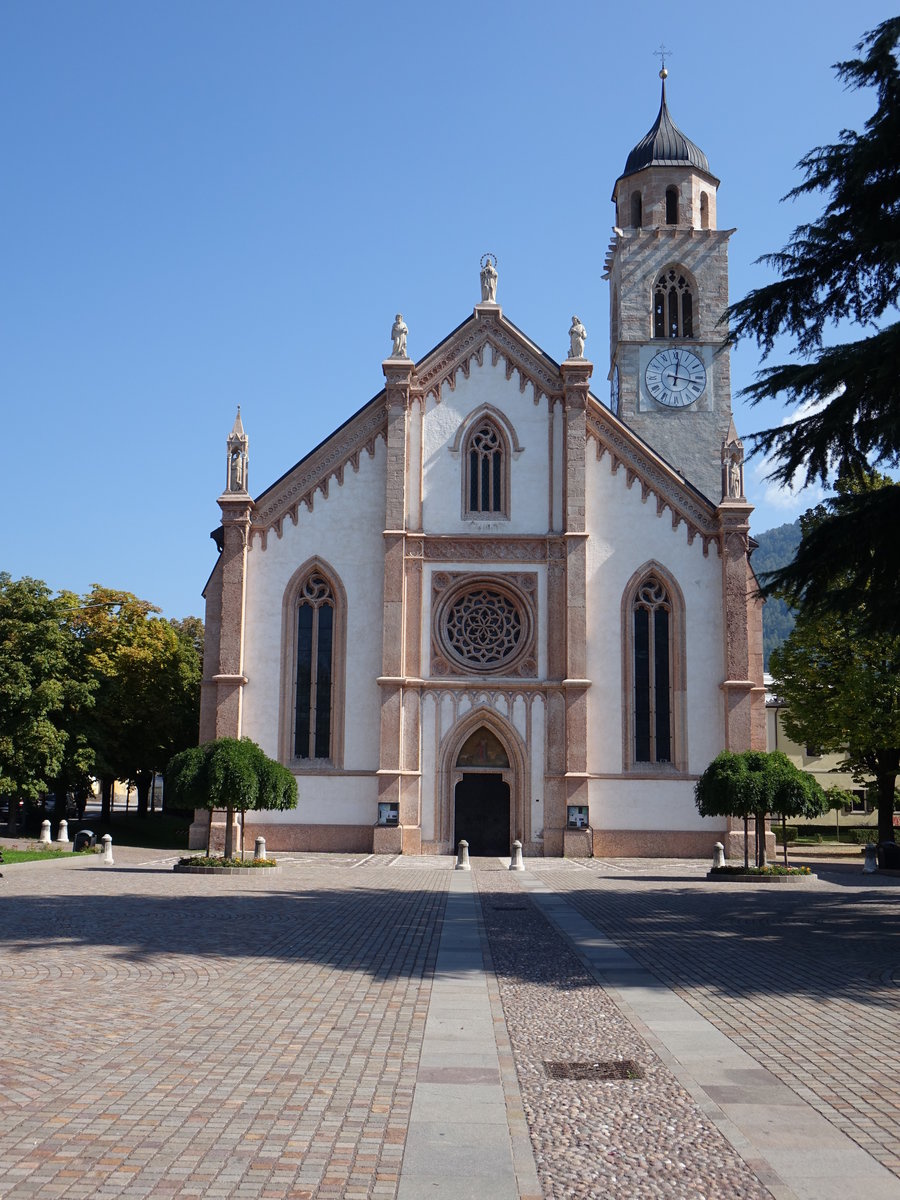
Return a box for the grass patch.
[0,846,69,865]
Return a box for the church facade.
[194,75,765,858]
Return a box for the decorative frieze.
[586,404,720,555]
[250,405,387,546]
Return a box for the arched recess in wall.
[449,404,524,520]
[279,557,347,769]
[651,264,699,339]
[665,186,679,225]
[700,192,710,230]
[620,561,687,773]
[630,190,643,228]
[437,706,530,849]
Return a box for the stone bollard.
[455,839,471,871]
[101,834,114,865]
[863,843,878,874]
[509,840,525,871]
[712,842,726,870]
[39,820,52,845]
[57,819,69,844]
[254,836,267,862]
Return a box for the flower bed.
[707,864,816,882]
[173,856,279,875]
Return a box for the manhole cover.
[544,1059,644,1081]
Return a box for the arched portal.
[439,712,528,856]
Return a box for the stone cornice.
[414,307,562,407]
[585,401,720,555]
[250,401,387,547]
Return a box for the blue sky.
[1,2,892,619]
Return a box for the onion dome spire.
[620,69,710,178]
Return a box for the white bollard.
[254,836,267,862]
[57,819,69,844]
[509,840,525,871]
[712,842,726,870]
[863,843,878,874]
[39,820,52,845]
[455,839,471,871]
[101,834,114,865]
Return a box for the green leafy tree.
[727,18,900,635]
[770,604,900,846]
[69,588,203,819]
[0,576,95,831]
[695,750,828,866]
[166,737,297,859]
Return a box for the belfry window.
[665,186,679,225]
[294,574,334,759]
[466,420,506,515]
[630,191,642,228]
[653,269,695,339]
[632,579,672,764]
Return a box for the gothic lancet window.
[632,579,672,764]
[466,419,507,515]
[294,573,335,760]
[653,268,695,339]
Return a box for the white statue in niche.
[480,254,498,303]
[391,313,408,358]
[729,455,742,498]
[568,316,586,359]
[229,450,244,491]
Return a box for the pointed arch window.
[653,268,695,339]
[293,574,335,760]
[632,578,672,764]
[630,190,643,228]
[465,419,508,516]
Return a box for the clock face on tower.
[644,348,707,408]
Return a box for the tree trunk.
[100,776,114,823]
[875,757,898,844]
[756,809,767,868]
[224,803,235,859]
[135,771,152,818]
[743,816,749,869]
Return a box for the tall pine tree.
[728,18,899,634]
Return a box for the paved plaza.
[1,847,899,1199]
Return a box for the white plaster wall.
[421,359,551,535]
[244,775,377,826]
[584,451,726,779]
[240,438,387,770]
[588,779,726,832]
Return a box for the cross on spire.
[654,43,672,75]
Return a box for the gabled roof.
[245,302,719,551]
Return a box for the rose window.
[444,586,523,669]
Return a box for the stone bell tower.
[603,68,735,501]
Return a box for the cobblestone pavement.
[1,850,447,1199]
[537,858,900,1183]
[474,864,771,1200]
[2,849,898,1198]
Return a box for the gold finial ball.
[659,67,668,79]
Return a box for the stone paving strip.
[544,860,900,1189]
[475,863,774,1200]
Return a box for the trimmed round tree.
[167,737,297,859]
[695,750,828,867]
